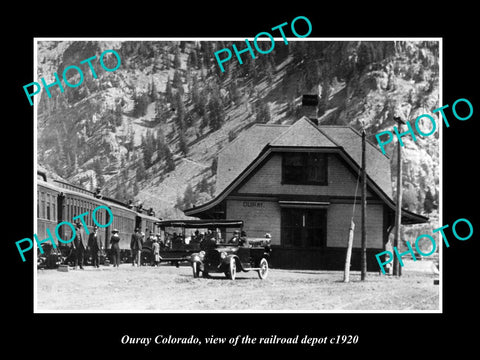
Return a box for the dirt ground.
[35,260,440,312]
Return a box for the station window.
[282,152,328,185]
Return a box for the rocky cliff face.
[37,40,439,220]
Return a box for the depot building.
[184,98,428,270]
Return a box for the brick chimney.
[300,94,319,125]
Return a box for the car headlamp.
[220,251,227,259]
[199,251,205,260]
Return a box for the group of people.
[70,222,103,270]
[111,227,164,267]
[68,223,252,269]
[196,229,249,250]
[68,224,163,269]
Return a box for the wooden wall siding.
[226,199,281,245]
[226,199,384,250]
[327,203,384,248]
[237,153,373,197]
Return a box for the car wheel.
[227,257,236,280]
[257,258,268,280]
[192,261,200,278]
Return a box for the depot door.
[280,208,327,248]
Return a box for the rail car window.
[89,203,93,225]
[41,192,45,219]
[87,203,91,225]
[46,193,51,220]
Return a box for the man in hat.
[88,225,102,268]
[130,227,143,266]
[73,222,87,269]
[238,230,249,247]
[228,230,241,245]
[110,229,121,267]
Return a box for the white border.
[33,37,443,314]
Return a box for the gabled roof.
[269,116,338,148]
[320,125,393,198]
[216,123,288,195]
[186,117,427,224]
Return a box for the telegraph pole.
[360,128,367,280]
[392,111,408,276]
[392,131,403,276]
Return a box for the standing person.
[130,227,143,266]
[152,238,160,267]
[88,225,102,268]
[73,222,87,269]
[215,228,223,243]
[110,229,121,267]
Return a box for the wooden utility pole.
[343,220,355,283]
[393,123,403,276]
[360,128,367,280]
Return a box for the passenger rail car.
[37,172,161,265]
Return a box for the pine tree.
[211,157,218,176]
[136,160,146,181]
[150,79,158,102]
[178,130,188,156]
[133,92,150,118]
[255,100,271,124]
[197,177,209,193]
[229,79,242,105]
[194,88,208,117]
[141,131,156,168]
[180,184,197,209]
[173,47,182,69]
[165,76,173,104]
[191,75,201,105]
[208,92,224,131]
[173,91,186,130]
[172,70,183,95]
[188,49,199,69]
[164,146,176,172]
[93,159,105,189]
[423,189,435,214]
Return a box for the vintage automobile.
[188,220,271,280]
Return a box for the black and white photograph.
[34,38,441,312]
[6,7,479,357]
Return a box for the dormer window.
[282,152,328,185]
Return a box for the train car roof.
[137,212,161,221]
[156,219,244,228]
[37,179,137,214]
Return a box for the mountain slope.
[37,40,440,220]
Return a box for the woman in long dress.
[110,229,121,267]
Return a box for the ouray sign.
[23,49,121,106]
